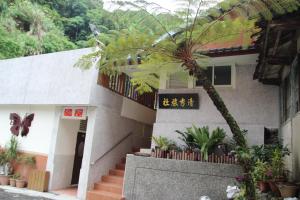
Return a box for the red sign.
[74,109,83,117]
[64,108,73,117]
[62,107,87,120]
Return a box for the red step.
[102,175,124,184]
[116,163,125,170]
[87,190,122,200]
[94,182,123,194]
[109,169,125,177]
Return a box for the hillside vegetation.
[0,0,179,59]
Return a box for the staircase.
[87,148,140,200]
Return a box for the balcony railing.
[98,72,157,110]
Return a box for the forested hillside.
[0,0,179,59]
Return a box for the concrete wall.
[281,113,300,181]
[154,64,280,146]
[123,155,243,200]
[121,98,156,125]
[77,84,153,199]
[48,118,80,190]
[0,48,95,105]
[0,105,56,154]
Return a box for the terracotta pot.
[268,181,281,196]
[258,181,269,193]
[277,183,299,198]
[15,179,26,188]
[9,178,16,187]
[0,175,9,185]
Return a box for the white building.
[0,48,155,199]
[1,30,299,199]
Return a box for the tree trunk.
[185,59,256,199]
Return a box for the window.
[196,65,232,87]
[168,72,189,89]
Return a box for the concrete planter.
[123,155,243,200]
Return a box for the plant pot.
[0,175,9,185]
[9,178,16,187]
[258,181,269,193]
[269,181,281,197]
[15,179,26,188]
[277,183,299,198]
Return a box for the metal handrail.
[90,132,133,165]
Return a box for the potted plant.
[252,160,269,192]
[9,173,20,187]
[268,147,289,196]
[187,126,226,160]
[15,176,26,188]
[0,151,10,185]
[16,155,36,180]
[152,136,176,158]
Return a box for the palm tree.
[77,0,300,198]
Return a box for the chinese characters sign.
[158,93,199,109]
[62,107,87,120]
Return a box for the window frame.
[194,63,236,88]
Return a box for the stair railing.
[90,131,133,165]
[98,72,157,110]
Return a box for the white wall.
[49,118,80,190]
[0,48,95,105]
[281,113,300,181]
[153,64,280,146]
[0,105,56,155]
[77,84,153,199]
[121,97,156,125]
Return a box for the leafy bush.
[152,136,176,151]
[252,160,269,182]
[176,125,226,160]
[5,136,19,162]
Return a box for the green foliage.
[12,173,21,180]
[0,151,8,166]
[252,160,269,182]
[270,147,287,179]
[5,136,19,162]
[176,129,195,151]
[250,144,290,163]
[17,155,36,166]
[177,125,226,160]
[152,136,176,151]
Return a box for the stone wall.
[123,155,243,200]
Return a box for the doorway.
[71,132,85,185]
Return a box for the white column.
[77,106,97,200]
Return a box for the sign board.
[62,107,87,120]
[158,93,199,109]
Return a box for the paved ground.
[0,188,52,200]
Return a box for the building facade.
[0,48,155,199]
[153,53,280,147]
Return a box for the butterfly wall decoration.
[9,113,35,137]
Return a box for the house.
[0,48,156,200]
